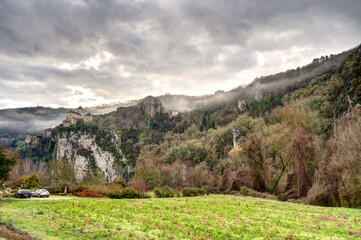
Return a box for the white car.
[31,189,50,197]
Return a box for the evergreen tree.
[0,146,17,185]
[21,173,41,189]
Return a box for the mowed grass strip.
[0,195,360,239]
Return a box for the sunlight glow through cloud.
[0,0,359,108]
[62,86,117,107]
[56,51,113,71]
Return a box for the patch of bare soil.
[0,224,36,240]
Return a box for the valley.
[1,195,360,239]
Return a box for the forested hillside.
[7,45,361,207]
[114,45,361,207]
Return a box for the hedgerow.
[182,187,207,197]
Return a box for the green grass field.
[0,195,360,239]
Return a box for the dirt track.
[8,195,78,201]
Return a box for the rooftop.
[67,110,81,116]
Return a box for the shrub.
[74,190,102,198]
[220,169,232,192]
[229,169,252,191]
[230,179,249,191]
[111,178,126,188]
[307,116,361,207]
[0,188,13,197]
[69,184,87,194]
[133,161,161,189]
[108,188,150,199]
[281,189,299,201]
[91,184,123,196]
[153,188,161,197]
[239,186,250,195]
[159,166,173,187]
[5,176,25,189]
[182,187,207,197]
[44,185,66,194]
[239,186,277,200]
[173,186,183,197]
[21,173,41,189]
[127,181,147,194]
[185,162,211,188]
[154,186,174,198]
[55,186,65,194]
[201,185,213,194]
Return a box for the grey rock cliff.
[138,96,164,117]
[54,132,125,183]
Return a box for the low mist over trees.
[3,46,361,208]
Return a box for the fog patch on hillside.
[0,115,65,135]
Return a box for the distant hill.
[0,101,140,138]
[0,45,357,140]
[0,107,69,135]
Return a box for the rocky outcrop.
[232,126,241,148]
[25,133,43,145]
[54,132,125,183]
[138,96,163,117]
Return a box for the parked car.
[31,189,50,198]
[14,189,31,198]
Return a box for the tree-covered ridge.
[131,46,361,207]
[6,45,361,208]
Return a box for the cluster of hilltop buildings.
[25,106,93,144]
[62,106,93,127]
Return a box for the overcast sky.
[0,0,360,109]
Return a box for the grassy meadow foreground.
[0,195,360,240]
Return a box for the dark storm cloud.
[0,0,360,108]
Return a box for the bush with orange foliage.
[127,181,147,194]
[74,189,103,198]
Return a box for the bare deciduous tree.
[244,132,266,192]
[288,128,318,197]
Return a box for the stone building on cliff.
[62,106,93,127]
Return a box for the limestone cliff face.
[138,96,164,117]
[54,132,125,183]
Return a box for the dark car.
[14,189,31,198]
[31,189,50,198]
